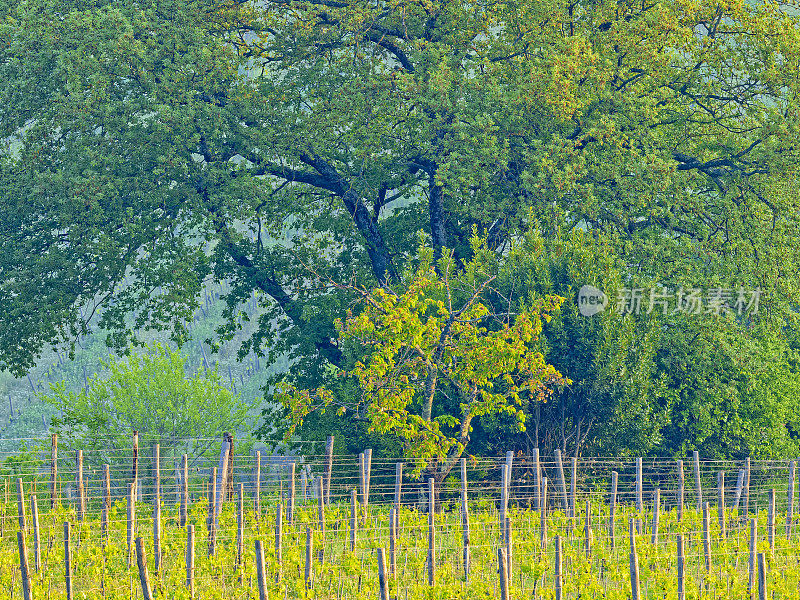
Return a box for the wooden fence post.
[702,502,711,574]
[135,537,154,600]
[554,535,563,600]
[153,446,162,579]
[540,477,548,549]
[734,468,746,511]
[610,471,618,550]
[324,436,334,505]
[744,456,751,516]
[64,522,73,600]
[570,457,577,521]
[349,490,357,552]
[394,462,403,513]
[676,459,684,521]
[364,448,373,511]
[768,488,775,556]
[693,451,702,512]
[76,450,85,522]
[427,477,435,586]
[555,449,568,512]
[50,433,58,509]
[181,454,188,527]
[288,462,296,525]
[717,471,726,538]
[377,547,390,600]
[499,463,508,528]
[758,553,767,600]
[102,465,110,545]
[16,477,26,533]
[629,519,641,600]
[787,460,796,539]
[584,497,591,557]
[749,517,758,596]
[275,501,283,582]
[505,516,513,577]
[186,524,195,600]
[17,531,32,600]
[389,506,397,576]
[651,488,660,545]
[132,430,139,502]
[635,457,643,520]
[127,482,135,568]
[236,483,244,579]
[30,495,40,573]
[532,448,540,511]
[304,527,313,591]
[255,539,267,600]
[498,547,509,600]
[677,534,685,600]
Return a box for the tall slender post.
[693,451,702,512]
[570,456,577,520]
[702,502,711,574]
[749,517,758,596]
[499,463,508,528]
[304,527,313,591]
[135,537,154,600]
[358,453,366,515]
[498,547,509,600]
[76,450,85,521]
[584,497,591,557]
[102,465,110,545]
[213,434,231,529]
[255,539,267,600]
[555,449,568,511]
[16,478,26,532]
[505,450,514,508]
[651,488,660,545]
[744,456,751,516]
[629,519,640,600]
[288,462,296,525]
[132,430,139,502]
[734,469,746,511]
[364,448,373,511]
[757,553,767,600]
[717,471,726,538]
[677,534,685,600]
[181,454,188,527]
[610,471,618,550]
[635,457,643,518]
[540,477,548,548]
[532,448,540,511]
[377,547,390,600]
[50,433,58,509]
[324,436,334,505]
[505,516,513,577]
[275,502,283,582]
[186,524,195,600]
[30,495,40,573]
[554,535,563,600]
[676,459,684,521]
[394,462,403,513]
[460,462,470,580]
[17,531,32,600]
[64,522,73,600]
[787,460,796,539]
[427,477,435,586]
[153,445,162,579]
[344,488,355,552]
[236,484,244,579]
[127,482,136,568]
[389,507,397,576]
[254,451,261,517]
[768,488,776,556]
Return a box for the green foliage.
[40,342,253,460]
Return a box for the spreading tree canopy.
[2,0,800,454]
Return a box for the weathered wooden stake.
[717,471,726,537]
[584,497,591,556]
[181,454,188,527]
[186,524,195,600]
[676,459,684,521]
[324,436,334,505]
[635,457,643,519]
[304,527,313,591]
[768,488,775,556]
[540,477,548,548]
[50,433,58,509]
[364,448,373,511]
[499,463,508,528]
[127,483,135,568]
[734,468,746,511]
[288,462,296,525]
[495,547,508,600]
[135,537,154,600]
[17,531,32,600]
[504,516,513,576]
[554,535,563,600]
[30,495,40,573]
[610,471,618,550]
[629,519,641,600]
[757,552,767,600]
[349,490,357,552]
[236,483,244,577]
[677,534,685,600]
[153,447,162,579]
[377,547,390,600]
[651,488,660,545]
[749,517,758,596]
[394,462,403,512]
[744,456,751,516]
[76,450,85,521]
[555,449,568,512]
[532,448,540,511]
[787,460,796,539]
[702,502,711,574]
[64,522,73,600]
[461,458,470,580]
[693,451,702,511]
[132,430,139,501]
[16,477,26,533]
[255,539,267,600]
[389,506,397,575]
[427,477,435,586]
[570,456,577,520]
[102,464,110,545]
[275,502,283,582]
